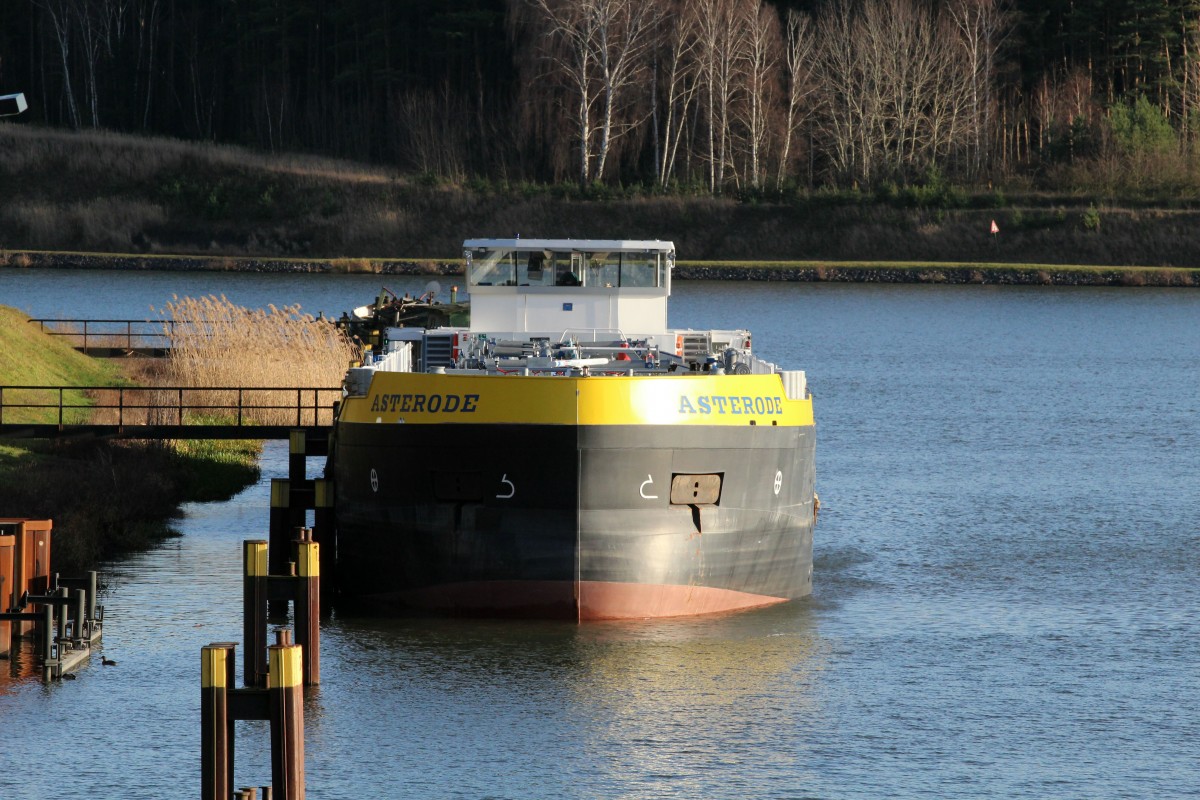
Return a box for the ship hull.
[332,419,815,620]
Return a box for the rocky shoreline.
[3,249,1197,287]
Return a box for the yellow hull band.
[341,372,814,427]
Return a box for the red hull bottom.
[385,580,789,621]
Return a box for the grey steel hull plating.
[332,422,815,619]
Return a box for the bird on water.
[102,657,117,666]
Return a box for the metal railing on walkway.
[27,319,174,356]
[0,385,341,439]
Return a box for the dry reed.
[156,295,358,425]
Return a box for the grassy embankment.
[4,121,1200,276]
[0,304,250,571]
[0,299,356,573]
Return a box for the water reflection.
[569,607,825,796]
[0,639,47,690]
[289,604,827,798]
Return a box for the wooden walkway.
[0,385,339,440]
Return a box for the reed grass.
[156,295,358,425]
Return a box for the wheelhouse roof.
[463,238,674,253]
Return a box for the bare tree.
[814,0,978,185]
[73,0,114,128]
[1180,11,1200,147]
[394,87,470,180]
[653,1,702,187]
[32,0,82,128]
[526,0,662,184]
[694,0,750,191]
[777,8,817,190]
[813,0,866,181]
[736,1,781,190]
[948,0,1010,177]
[129,0,162,129]
[1032,68,1096,162]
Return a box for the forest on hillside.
[4,0,1200,196]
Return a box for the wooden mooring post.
[13,579,104,680]
[2,519,103,678]
[268,429,334,616]
[203,632,305,800]
[0,529,13,657]
[0,518,52,638]
[243,533,319,688]
[201,642,236,800]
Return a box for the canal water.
[1,269,1198,799]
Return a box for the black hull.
[332,422,815,620]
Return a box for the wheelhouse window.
[586,251,620,288]
[618,250,665,287]
[517,250,556,286]
[466,248,516,286]
[466,246,670,288]
[580,250,665,287]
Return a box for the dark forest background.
[5,0,1200,197]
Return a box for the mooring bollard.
[244,540,269,688]
[201,643,236,800]
[203,536,314,798]
[0,528,103,676]
[241,534,320,688]
[268,480,305,617]
[42,602,54,663]
[268,630,305,800]
[313,479,335,606]
[288,430,307,484]
[55,586,68,645]
[71,588,86,645]
[268,480,290,617]
[86,570,98,622]
[294,530,320,686]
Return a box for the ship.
[328,238,816,620]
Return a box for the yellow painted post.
[312,479,335,603]
[243,540,269,687]
[269,480,305,618]
[288,430,306,483]
[269,480,290,600]
[201,643,235,800]
[294,530,320,685]
[268,632,305,800]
